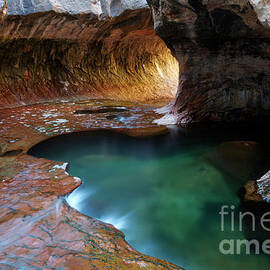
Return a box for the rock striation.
[147,0,270,124]
[0,0,178,108]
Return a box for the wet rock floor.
[0,100,180,269]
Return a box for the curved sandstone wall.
[0,3,178,108]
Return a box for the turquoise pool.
[29,125,270,269]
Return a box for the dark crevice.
[0,149,23,157]
[74,107,128,115]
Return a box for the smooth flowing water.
[29,125,270,269]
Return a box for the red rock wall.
[0,9,178,108]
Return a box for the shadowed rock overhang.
[147,0,270,124]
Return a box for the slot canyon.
[1,0,270,269]
[0,6,178,108]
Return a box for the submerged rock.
[208,141,264,181]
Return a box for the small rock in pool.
[74,107,128,115]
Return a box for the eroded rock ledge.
[147,0,270,124]
[0,101,181,269]
[0,8,178,108]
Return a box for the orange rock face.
[0,101,182,269]
[0,9,178,109]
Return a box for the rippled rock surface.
[0,101,182,269]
